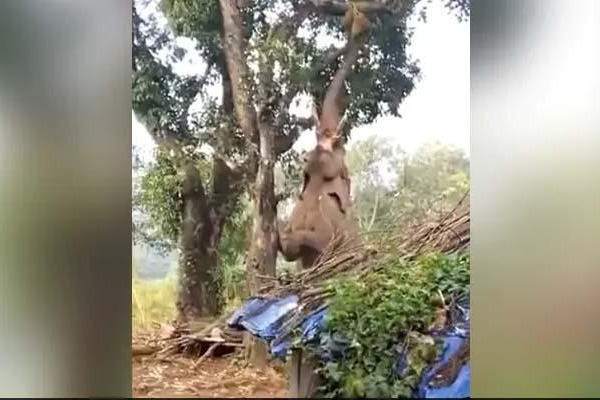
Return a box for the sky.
[132,2,470,163]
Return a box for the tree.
[132,0,470,321]
[133,2,249,320]
[345,139,470,234]
[345,136,405,231]
[398,142,470,218]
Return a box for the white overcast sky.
[132,2,469,162]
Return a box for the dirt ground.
[132,351,289,398]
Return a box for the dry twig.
[192,342,220,369]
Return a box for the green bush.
[311,253,469,398]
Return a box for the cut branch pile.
[154,191,470,358]
[155,315,246,359]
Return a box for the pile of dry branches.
[134,316,247,364]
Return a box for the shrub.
[311,253,469,398]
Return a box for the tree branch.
[307,0,400,15]
[253,3,316,155]
[181,163,209,218]
[218,0,259,153]
[210,73,250,225]
[132,3,204,146]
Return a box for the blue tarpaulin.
[417,293,470,398]
[227,295,299,340]
[227,293,470,398]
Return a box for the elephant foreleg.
[278,228,333,262]
[277,223,303,262]
[299,228,334,252]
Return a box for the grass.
[132,257,248,332]
[132,277,177,331]
[132,257,177,331]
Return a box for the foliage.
[133,149,211,250]
[219,193,252,301]
[346,139,470,233]
[132,0,472,242]
[156,0,473,140]
[137,151,184,246]
[133,1,201,143]
[392,143,469,224]
[345,136,404,231]
[160,0,223,68]
[311,253,469,398]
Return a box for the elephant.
[279,35,363,270]
[278,144,359,270]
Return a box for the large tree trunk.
[176,163,223,321]
[175,68,241,322]
[219,0,278,368]
[244,122,278,368]
[246,124,278,286]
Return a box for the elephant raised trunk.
[279,28,363,270]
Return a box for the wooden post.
[289,349,301,397]
[288,348,320,398]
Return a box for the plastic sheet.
[416,293,470,398]
[269,304,328,359]
[227,295,298,340]
[417,335,470,398]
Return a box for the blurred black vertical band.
[472,0,600,397]
[0,1,131,397]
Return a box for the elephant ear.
[327,192,345,214]
[300,172,310,199]
[326,177,350,213]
